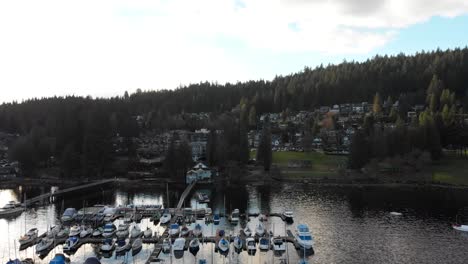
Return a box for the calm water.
[1,183,468,264]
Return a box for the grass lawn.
[251,150,347,179]
[432,155,468,185]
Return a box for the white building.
[186,163,212,184]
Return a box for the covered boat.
[189,238,200,256]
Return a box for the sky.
[1,0,468,103]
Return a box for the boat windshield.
[170,224,179,229]
[298,225,309,232]
[299,235,313,241]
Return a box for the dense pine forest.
[1,47,468,177]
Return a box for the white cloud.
[0,0,467,102]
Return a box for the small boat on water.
[130,225,142,238]
[255,223,265,237]
[69,225,81,237]
[173,238,186,259]
[92,227,103,237]
[100,238,115,252]
[259,237,270,251]
[84,257,101,264]
[160,213,171,224]
[36,238,54,254]
[0,201,24,216]
[246,237,256,255]
[213,214,220,225]
[258,214,267,222]
[115,239,131,255]
[143,227,153,238]
[3,201,21,209]
[49,253,70,264]
[189,238,200,256]
[19,228,38,246]
[162,238,171,253]
[244,226,252,236]
[193,223,202,236]
[218,238,229,255]
[116,224,129,238]
[46,225,61,238]
[103,207,116,222]
[233,236,243,252]
[80,226,93,238]
[271,237,286,255]
[197,192,210,203]
[169,223,180,237]
[453,223,468,232]
[230,209,240,224]
[390,212,403,216]
[283,210,294,223]
[295,224,314,249]
[132,238,143,256]
[57,227,69,238]
[102,223,116,238]
[63,236,79,252]
[180,225,189,236]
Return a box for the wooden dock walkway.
[176,181,197,209]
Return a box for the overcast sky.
[1,0,468,103]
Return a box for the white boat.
[173,237,186,251]
[61,208,77,222]
[102,223,116,238]
[2,201,21,209]
[19,228,38,246]
[259,237,269,251]
[92,227,103,237]
[162,238,171,253]
[131,238,143,256]
[130,225,142,238]
[116,224,129,238]
[271,237,286,253]
[295,224,314,249]
[258,214,267,222]
[218,238,229,254]
[160,213,171,224]
[255,223,265,236]
[63,236,79,251]
[193,223,202,237]
[0,201,23,216]
[283,211,294,222]
[103,207,117,222]
[35,238,54,253]
[69,225,81,237]
[169,224,180,237]
[100,238,115,252]
[230,209,240,224]
[390,212,403,216]
[233,236,243,251]
[244,226,252,236]
[46,225,61,238]
[453,224,468,231]
[246,237,256,253]
[80,226,93,238]
[115,239,131,254]
[57,227,69,238]
[189,238,200,256]
[143,227,153,238]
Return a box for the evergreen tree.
[256,118,272,171]
[348,130,369,169]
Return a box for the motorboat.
[283,210,294,223]
[46,225,61,238]
[271,237,286,255]
[160,213,172,224]
[116,224,129,238]
[246,237,256,254]
[19,228,38,246]
[143,227,153,238]
[258,214,267,222]
[259,237,270,251]
[80,226,93,238]
[453,224,468,231]
[102,223,116,238]
[103,207,117,222]
[123,215,132,224]
[162,238,171,253]
[193,223,202,237]
[244,226,252,236]
[130,225,142,238]
[63,236,79,252]
[295,224,314,249]
[0,205,24,216]
[36,238,54,254]
[218,238,229,255]
[49,253,70,264]
[100,238,115,252]
[115,239,131,255]
[3,201,21,209]
[255,223,265,237]
[230,209,240,224]
[57,227,69,238]
[233,236,243,252]
[173,237,186,259]
[61,208,77,222]
[131,238,143,256]
[169,223,180,237]
[84,257,101,264]
[213,214,220,225]
[189,238,200,256]
[92,227,103,237]
[69,225,81,237]
[197,192,210,203]
[180,225,189,236]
